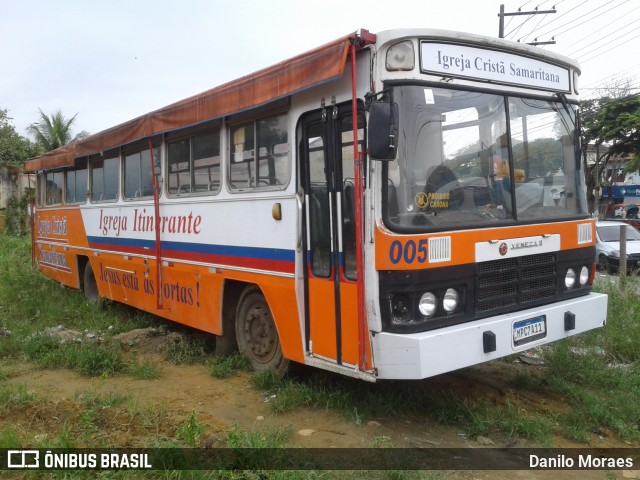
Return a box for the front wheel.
[235,287,288,374]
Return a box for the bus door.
[299,102,364,366]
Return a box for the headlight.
[565,268,576,289]
[443,288,459,313]
[418,292,438,317]
[611,250,620,258]
[579,266,589,286]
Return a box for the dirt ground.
[4,327,639,479]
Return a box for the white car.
[596,220,640,273]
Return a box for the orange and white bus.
[26,28,608,381]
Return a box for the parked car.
[596,220,640,273]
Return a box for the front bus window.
[508,97,587,219]
[383,86,586,231]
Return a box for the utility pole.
[498,4,557,43]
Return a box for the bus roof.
[25,30,364,173]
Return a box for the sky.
[1,0,639,139]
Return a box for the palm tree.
[27,109,79,152]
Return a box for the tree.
[27,109,80,152]
[0,109,33,167]
[598,95,640,173]
[580,92,640,212]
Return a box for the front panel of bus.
[368,33,608,379]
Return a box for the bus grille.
[475,253,557,316]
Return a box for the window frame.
[89,154,120,203]
[166,127,222,198]
[122,143,160,201]
[227,111,290,193]
[65,159,88,205]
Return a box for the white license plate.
[513,315,547,346]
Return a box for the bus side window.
[230,123,255,189]
[90,156,119,202]
[45,171,64,205]
[167,130,220,196]
[65,159,88,204]
[229,113,289,191]
[124,148,155,200]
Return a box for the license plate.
[513,315,547,346]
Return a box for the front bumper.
[372,292,607,380]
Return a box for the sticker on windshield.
[424,89,435,104]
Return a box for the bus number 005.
[389,239,428,265]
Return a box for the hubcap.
[243,304,276,363]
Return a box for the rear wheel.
[83,262,101,306]
[235,287,288,374]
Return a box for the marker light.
[386,40,415,71]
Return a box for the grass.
[2,233,640,450]
[247,276,640,446]
[210,353,251,378]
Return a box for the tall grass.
[541,278,640,442]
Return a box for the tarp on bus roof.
[25,31,361,172]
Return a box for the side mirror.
[368,101,398,161]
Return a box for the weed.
[209,353,251,378]
[0,427,21,448]
[52,422,77,448]
[369,435,394,448]
[127,359,163,379]
[0,383,36,413]
[225,423,290,448]
[176,410,205,447]
[163,334,211,365]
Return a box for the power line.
[569,4,640,57]
[503,0,537,31]
[505,4,546,39]
[555,0,624,38]
[584,64,640,89]
[536,0,620,40]
[519,2,557,43]
[518,0,575,42]
[579,30,640,63]
[526,0,591,38]
[567,16,640,57]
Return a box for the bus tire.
[83,262,102,307]
[235,286,288,374]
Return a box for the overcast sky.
[2,0,638,138]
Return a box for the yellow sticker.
[415,192,428,208]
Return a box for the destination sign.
[420,42,571,92]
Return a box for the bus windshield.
[384,86,588,231]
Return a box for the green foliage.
[209,353,251,378]
[27,108,79,152]
[22,336,127,377]
[163,334,212,365]
[0,109,35,167]
[581,94,640,176]
[175,410,204,447]
[5,190,32,235]
[542,278,640,442]
[0,383,36,414]
[127,359,162,379]
[225,423,290,448]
